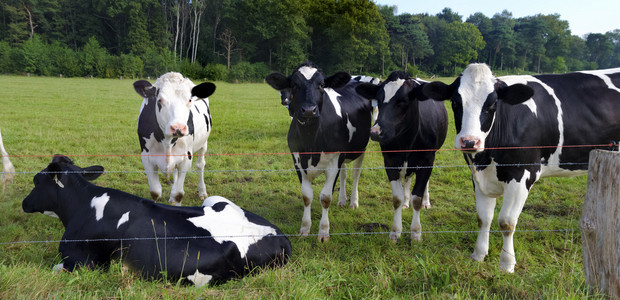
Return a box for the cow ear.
[192,82,216,99]
[325,72,351,89]
[355,83,380,100]
[80,166,104,181]
[265,73,290,91]
[497,83,534,105]
[134,80,156,98]
[422,81,455,101]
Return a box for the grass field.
[0,75,605,298]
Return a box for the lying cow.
[266,62,373,241]
[423,63,620,272]
[133,72,216,205]
[22,156,291,286]
[0,128,14,190]
[356,71,448,242]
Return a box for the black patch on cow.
[171,138,178,144]
[609,73,620,89]
[187,151,192,160]
[211,201,228,212]
[479,92,498,133]
[204,115,210,132]
[138,97,165,152]
[187,111,195,136]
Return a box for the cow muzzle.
[457,136,484,152]
[370,125,383,142]
[169,124,188,137]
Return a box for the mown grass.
[0,75,605,298]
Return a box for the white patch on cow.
[325,88,343,118]
[54,176,64,188]
[346,113,356,142]
[52,263,64,273]
[43,211,59,218]
[299,66,318,80]
[187,269,213,287]
[382,79,405,103]
[117,211,130,229]
[187,196,277,258]
[456,64,497,149]
[90,193,110,221]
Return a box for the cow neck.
[288,118,322,152]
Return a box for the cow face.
[22,156,104,218]
[134,73,215,138]
[266,62,350,126]
[356,71,426,144]
[423,64,533,152]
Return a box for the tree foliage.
[0,0,618,80]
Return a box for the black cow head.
[134,73,216,138]
[356,71,430,144]
[423,63,534,152]
[266,62,351,126]
[22,155,104,218]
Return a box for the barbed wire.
[0,228,579,246]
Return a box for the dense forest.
[1,0,619,81]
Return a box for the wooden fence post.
[581,149,620,298]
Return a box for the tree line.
[1,0,619,81]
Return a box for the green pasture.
[0,75,604,298]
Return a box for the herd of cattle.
[3,62,620,285]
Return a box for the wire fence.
[1,143,602,247]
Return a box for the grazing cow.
[22,156,292,286]
[266,62,372,241]
[133,72,216,205]
[356,71,448,242]
[423,63,620,272]
[0,128,14,190]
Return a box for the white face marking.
[457,64,496,149]
[153,72,195,137]
[117,211,130,229]
[298,66,318,80]
[54,176,64,188]
[43,211,59,218]
[187,269,213,287]
[187,196,277,258]
[90,193,110,221]
[382,79,405,103]
[346,113,356,142]
[325,88,343,118]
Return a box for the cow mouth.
[295,116,318,126]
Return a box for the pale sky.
[374,0,620,37]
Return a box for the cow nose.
[459,136,481,150]
[170,124,187,137]
[301,105,318,118]
[370,126,382,141]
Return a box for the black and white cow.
[22,156,291,286]
[423,63,620,272]
[266,62,373,241]
[356,71,448,242]
[0,128,14,190]
[133,72,216,205]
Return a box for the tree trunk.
[23,3,35,38]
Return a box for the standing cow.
[356,71,448,242]
[266,62,372,241]
[423,63,620,272]
[22,155,291,286]
[133,72,216,205]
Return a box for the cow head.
[266,62,351,126]
[134,73,216,138]
[22,155,104,219]
[356,71,429,144]
[423,63,534,152]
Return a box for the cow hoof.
[199,192,208,201]
[318,234,330,242]
[422,203,432,209]
[499,263,516,273]
[402,203,410,209]
[411,232,422,242]
[299,229,310,236]
[169,199,182,206]
[470,252,487,262]
[150,191,161,201]
[389,232,400,242]
[349,202,359,209]
[337,202,346,207]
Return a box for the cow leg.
[196,147,208,200]
[410,168,432,242]
[348,153,364,209]
[497,179,530,273]
[402,175,413,209]
[143,156,162,201]
[318,166,340,242]
[389,180,405,242]
[169,163,189,206]
[299,176,313,236]
[337,166,348,207]
[471,184,497,263]
[421,182,431,209]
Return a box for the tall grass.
[0,75,605,298]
